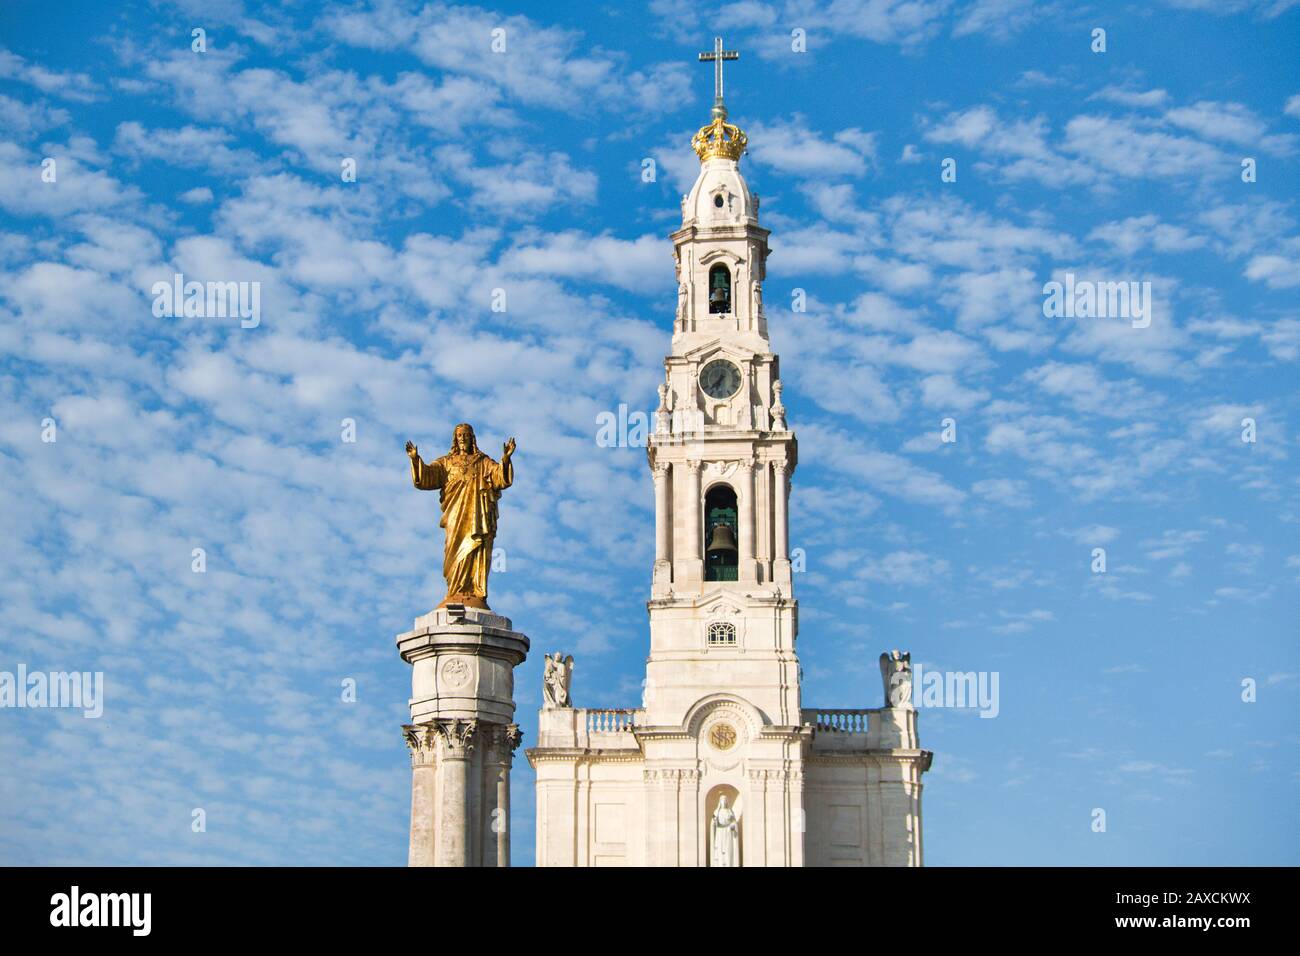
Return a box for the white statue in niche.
[710,796,739,867]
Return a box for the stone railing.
[585,708,641,734]
[804,708,872,733]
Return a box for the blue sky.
[1,0,1297,866]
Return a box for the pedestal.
[397,603,528,867]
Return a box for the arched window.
[708,264,731,314]
[704,484,738,581]
[707,622,737,646]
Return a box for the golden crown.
[691,110,748,162]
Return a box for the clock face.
[699,359,742,400]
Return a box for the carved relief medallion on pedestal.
[441,656,472,689]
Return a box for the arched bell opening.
[704,484,739,582]
[708,263,731,314]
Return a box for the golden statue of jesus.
[406,423,515,610]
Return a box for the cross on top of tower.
[690,36,747,162]
[698,36,739,120]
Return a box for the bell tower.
[527,37,930,868]
[644,38,798,730]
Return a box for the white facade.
[526,96,932,867]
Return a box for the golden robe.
[411,449,512,607]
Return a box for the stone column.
[479,726,500,867]
[772,461,790,582]
[496,724,520,867]
[789,769,806,867]
[652,460,671,584]
[403,724,439,867]
[765,770,785,866]
[436,718,476,867]
[739,458,757,582]
[683,460,702,582]
[680,769,700,867]
[745,768,766,866]
[643,770,660,866]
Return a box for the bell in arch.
[708,264,731,314]
[706,523,738,555]
[704,487,740,581]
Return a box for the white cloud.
[1090,87,1169,108]
[919,373,989,410]
[115,121,262,174]
[971,477,1032,508]
[952,0,1042,40]
[0,47,99,101]
[498,231,669,293]
[0,142,141,217]
[1141,529,1206,561]
[1025,361,1153,418]
[1244,241,1300,289]
[0,92,71,139]
[1087,215,1206,256]
[1164,100,1297,154]
[856,549,950,586]
[748,116,877,177]
[1064,525,1120,545]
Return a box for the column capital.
[404,718,478,760]
[439,717,478,756]
[402,723,439,768]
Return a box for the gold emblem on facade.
[709,723,737,751]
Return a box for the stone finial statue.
[710,795,739,867]
[543,652,574,708]
[879,650,913,709]
[406,423,515,610]
[656,382,674,435]
[770,379,787,431]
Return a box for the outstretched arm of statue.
[406,440,443,490]
[497,437,516,489]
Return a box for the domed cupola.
[680,56,758,227]
[670,39,771,341]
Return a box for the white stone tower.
[527,37,932,867]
